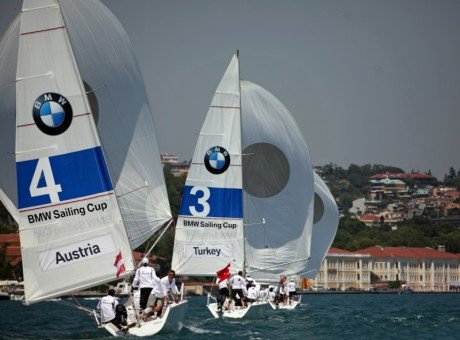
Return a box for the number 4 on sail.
[0,0,186,336]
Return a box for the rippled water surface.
[1,294,459,339]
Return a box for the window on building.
[420,275,423,281]
[357,262,360,269]
[357,274,360,280]
[419,263,422,269]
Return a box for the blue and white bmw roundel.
[33,93,73,135]
[204,146,230,174]
[39,101,66,127]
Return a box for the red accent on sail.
[114,251,126,278]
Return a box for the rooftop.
[354,246,459,260]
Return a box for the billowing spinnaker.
[15,0,133,304]
[241,80,314,282]
[303,173,339,278]
[0,15,19,219]
[60,0,172,250]
[171,54,244,275]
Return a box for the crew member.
[97,288,119,326]
[161,270,180,303]
[229,271,246,308]
[132,257,159,312]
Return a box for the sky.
[1,0,459,180]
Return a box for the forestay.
[11,0,134,304]
[60,0,172,249]
[172,55,244,275]
[241,80,315,282]
[302,173,339,278]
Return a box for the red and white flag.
[114,251,126,278]
[216,263,231,283]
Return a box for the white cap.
[141,258,149,265]
[290,278,294,281]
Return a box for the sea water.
[1,294,459,339]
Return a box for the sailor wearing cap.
[132,257,160,312]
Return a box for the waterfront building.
[354,246,460,291]
[308,246,460,292]
[309,247,371,291]
[0,233,21,266]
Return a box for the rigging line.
[116,181,148,198]
[140,219,174,266]
[86,84,107,94]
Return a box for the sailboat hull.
[207,301,270,319]
[268,295,302,310]
[103,300,188,337]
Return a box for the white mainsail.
[0,0,177,304]
[241,80,315,282]
[171,54,244,275]
[171,54,316,282]
[14,0,135,303]
[302,173,339,278]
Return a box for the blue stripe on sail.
[179,186,242,218]
[17,147,113,209]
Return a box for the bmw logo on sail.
[204,146,230,174]
[32,93,73,135]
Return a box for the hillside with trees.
[1,163,459,279]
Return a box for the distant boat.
[171,52,321,318]
[399,287,414,294]
[0,291,9,301]
[0,0,185,336]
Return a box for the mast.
[236,50,247,275]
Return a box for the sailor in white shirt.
[161,270,180,303]
[287,278,297,304]
[132,257,159,311]
[246,282,258,304]
[97,288,119,325]
[143,274,166,318]
[229,271,246,307]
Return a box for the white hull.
[207,301,270,319]
[269,295,302,310]
[103,300,188,337]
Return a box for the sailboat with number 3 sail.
[0,0,186,336]
[171,52,321,318]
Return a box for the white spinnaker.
[302,173,339,278]
[0,15,19,217]
[171,54,244,275]
[15,0,133,304]
[60,0,172,250]
[241,80,314,282]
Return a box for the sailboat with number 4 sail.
[0,0,186,336]
[171,52,319,318]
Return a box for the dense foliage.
[321,163,406,211]
[332,216,460,253]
